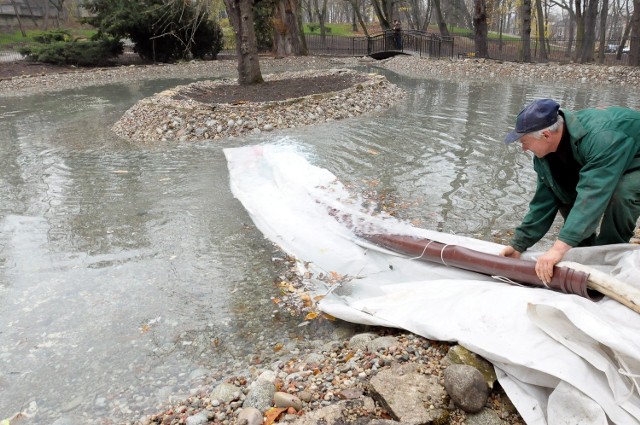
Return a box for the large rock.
[209,382,240,404]
[465,408,505,425]
[274,392,303,411]
[243,376,276,412]
[443,364,489,413]
[444,345,496,389]
[368,362,449,424]
[237,407,263,425]
[348,332,378,351]
[286,397,376,425]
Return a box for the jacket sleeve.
[559,130,637,246]
[510,175,559,253]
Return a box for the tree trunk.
[474,0,489,57]
[223,0,264,85]
[371,0,391,29]
[350,0,369,36]
[574,0,584,61]
[616,15,632,60]
[535,0,548,60]
[597,0,609,63]
[313,0,328,44]
[23,0,40,28]
[296,0,308,54]
[629,0,640,65]
[580,0,599,62]
[10,0,28,36]
[273,0,305,57]
[433,0,450,36]
[566,8,576,58]
[521,0,532,61]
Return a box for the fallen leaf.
[264,407,287,425]
[304,312,319,320]
[322,313,337,321]
[273,342,284,352]
[300,294,312,307]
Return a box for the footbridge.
[305,30,455,60]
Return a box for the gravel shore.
[3,54,640,100]
[3,55,639,424]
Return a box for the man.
[500,98,640,284]
[392,20,402,49]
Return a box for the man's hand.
[499,245,521,259]
[535,240,572,285]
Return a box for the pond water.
[1,67,639,424]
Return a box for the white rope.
[406,240,433,261]
[613,350,640,404]
[440,244,450,266]
[491,275,526,287]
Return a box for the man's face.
[518,131,557,158]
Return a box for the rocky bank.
[2,55,639,424]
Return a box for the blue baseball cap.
[504,99,560,144]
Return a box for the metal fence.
[453,35,633,66]
[1,29,636,67]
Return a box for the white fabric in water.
[224,143,640,425]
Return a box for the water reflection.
[1,69,639,424]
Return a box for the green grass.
[304,23,361,36]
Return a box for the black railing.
[453,36,633,66]
[1,29,636,66]
[302,31,453,59]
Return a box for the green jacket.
[511,106,640,253]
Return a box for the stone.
[243,378,275,411]
[210,382,239,404]
[348,332,377,351]
[444,345,497,388]
[273,391,303,411]
[237,407,263,425]
[368,362,448,424]
[286,397,375,425]
[465,408,505,425]
[185,412,208,425]
[368,336,398,352]
[444,364,489,413]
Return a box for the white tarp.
[224,143,640,425]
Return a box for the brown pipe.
[362,233,602,301]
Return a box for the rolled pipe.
[361,233,601,301]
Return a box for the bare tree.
[629,0,640,65]
[313,0,329,42]
[535,0,548,60]
[431,0,450,35]
[224,0,264,84]
[348,0,370,35]
[273,0,306,56]
[521,0,533,61]
[9,0,27,36]
[474,0,489,56]
[597,0,609,62]
[577,0,599,61]
[370,0,394,30]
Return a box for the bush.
[84,0,224,62]
[19,38,123,66]
[33,29,72,44]
[253,0,276,52]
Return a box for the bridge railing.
[305,31,454,59]
[366,30,454,58]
